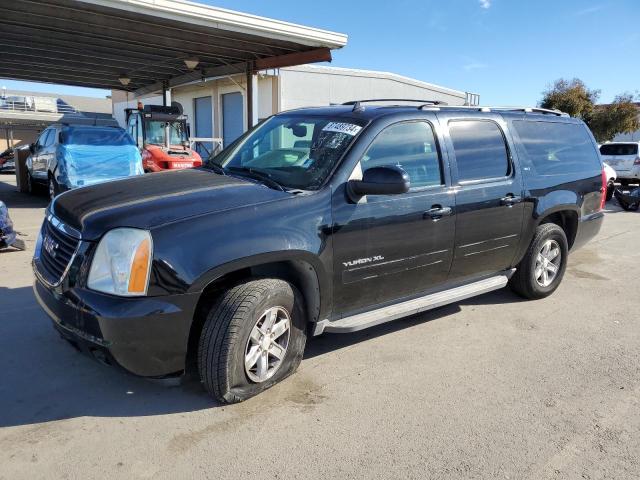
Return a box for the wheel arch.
[537,208,579,249]
[184,254,327,373]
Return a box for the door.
[440,116,525,280]
[31,129,52,179]
[194,96,213,157]
[222,92,244,148]
[332,119,456,315]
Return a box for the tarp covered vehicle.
[614,186,640,211]
[0,201,25,250]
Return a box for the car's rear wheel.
[509,223,568,300]
[606,180,615,201]
[197,278,307,403]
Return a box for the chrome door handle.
[500,195,522,206]
[425,206,453,220]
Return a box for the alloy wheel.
[534,239,561,287]
[244,306,291,383]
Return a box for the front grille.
[38,218,80,285]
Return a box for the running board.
[314,270,514,335]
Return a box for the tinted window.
[513,121,601,175]
[61,127,135,146]
[450,120,509,182]
[599,143,638,156]
[37,130,52,148]
[361,121,442,189]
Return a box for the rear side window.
[599,143,638,156]
[512,121,601,175]
[361,121,442,189]
[61,127,135,146]
[449,120,510,182]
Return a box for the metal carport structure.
[0,0,348,124]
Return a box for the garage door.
[222,92,244,148]
[194,96,213,157]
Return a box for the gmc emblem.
[43,235,58,258]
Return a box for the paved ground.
[0,173,639,480]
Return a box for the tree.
[589,94,640,143]
[540,78,600,119]
[540,79,640,142]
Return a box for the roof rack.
[420,105,568,116]
[342,99,448,113]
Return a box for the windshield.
[61,127,135,146]
[210,115,364,190]
[599,143,638,156]
[144,120,188,145]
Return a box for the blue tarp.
[57,129,143,187]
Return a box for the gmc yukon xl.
[33,102,606,403]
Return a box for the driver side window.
[360,121,443,190]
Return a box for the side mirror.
[347,165,410,202]
[29,143,36,154]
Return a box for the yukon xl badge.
[343,255,384,268]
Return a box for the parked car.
[26,124,143,200]
[603,161,617,201]
[0,148,15,173]
[599,142,640,186]
[33,102,605,403]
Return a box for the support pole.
[246,63,253,130]
[162,81,171,107]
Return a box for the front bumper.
[33,277,200,377]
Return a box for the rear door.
[438,114,525,280]
[332,118,456,315]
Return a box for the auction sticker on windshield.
[322,122,362,136]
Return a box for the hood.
[146,144,202,160]
[51,168,290,240]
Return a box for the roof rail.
[419,105,569,116]
[342,98,448,113]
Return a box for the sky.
[2,0,639,106]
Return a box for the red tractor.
[125,104,202,172]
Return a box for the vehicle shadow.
[0,176,49,209]
[0,283,523,428]
[305,287,524,360]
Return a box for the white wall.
[278,65,468,110]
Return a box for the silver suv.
[599,142,640,185]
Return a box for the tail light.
[634,157,640,165]
[600,168,607,210]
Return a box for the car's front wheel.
[198,278,307,403]
[509,223,568,300]
[48,176,59,201]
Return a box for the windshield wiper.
[203,162,226,175]
[226,166,286,192]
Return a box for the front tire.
[48,176,59,201]
[197,279,307,403]
[509,223,568,300]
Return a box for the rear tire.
[197,278,307,403]
[509,223,568,300]
[606,180,615,201]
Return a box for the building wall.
[278,65,468,110]
[111,66,471,146]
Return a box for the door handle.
[424,206,453,220]
[500,195,523,206]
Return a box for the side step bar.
[314,270,514,335]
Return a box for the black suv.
[33,101,606,403]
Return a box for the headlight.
[87,228,152,296]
